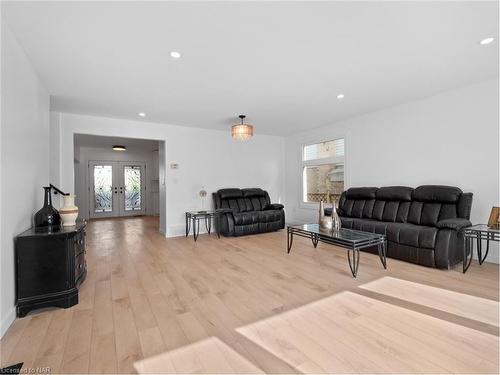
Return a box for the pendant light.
[231,115,254,140]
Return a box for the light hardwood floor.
[1,216,498,374]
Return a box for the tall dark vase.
[34,187,61,228]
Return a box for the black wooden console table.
[15,220,87,317]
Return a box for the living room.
[1,1,499,374]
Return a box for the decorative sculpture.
[331,200,341,232]
[318,200,332,232]
[319,200,341,233]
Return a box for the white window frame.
[299,135,348,209]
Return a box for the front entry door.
[89,161,146,218]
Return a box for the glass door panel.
[119,163,146,216]
[94,165,113,212]
[124,166,142,212]
[89,162,120,218]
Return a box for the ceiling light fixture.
[337,94,345,99]
[170,51,181,58]
[138,112,146,117]
[480,37,495,45]
[112,145,126,151]
[231,115,254,140]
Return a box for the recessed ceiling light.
[337,94,345,99]
[170,51,181,59]
[112,145,126,151]
[138,112,146,117]
[480,37,495,45]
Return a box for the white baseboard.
[1,307,16,338]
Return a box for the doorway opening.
[73,134,164,230]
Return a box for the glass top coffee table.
[287,224,387,277]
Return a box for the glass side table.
[462,224,500,273]
[185,211,220,242]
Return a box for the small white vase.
[60,195,79,226]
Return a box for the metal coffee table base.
[287,226,387,278]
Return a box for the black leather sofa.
[330,185,472,269]
[212,188,285,236]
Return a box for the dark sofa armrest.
[436,218,472,231]
[265,203,284,210]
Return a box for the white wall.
[50,112,285,237]
[1,25,50,336]
[74,145,158,219]
[285,79,499,262]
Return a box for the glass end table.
[185,211,220,241]
[462,224,500,273]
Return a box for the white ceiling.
[3,1,498,135]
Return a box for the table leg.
[311,233,319,248]
[347,248,360,277]
[479,235,490,265]
[463,235,473,273]
[378,241,387,269]
[205,216,211,234]
[185,213,190,237]
[193,218,200,242]
[287,229,294,254]
[477,234,482,264]
[214,215,220,238]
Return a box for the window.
[302,138,345,204]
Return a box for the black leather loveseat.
[213,188,285,236]
[332,185,472,269]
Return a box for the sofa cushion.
[237,198,254,212]
[351,200,366,218]
[242,188,266,197]
[341,199,356,216]
[345,187,378,200]
[399,224,437,249]
[218,188,243,199]
[438,203,458,221]
[385,223,407,243]
[413,185,462,203]
[376,186,413,201]
[381,201,400,222]
[233,212,260,225]
[340,217,358,229]
[258,210,282,223]
[372,200,385,220]
[357,220,388,235]
[420,203,441,226]
[407,201,424,224]
[362,199,376,219]
[220,198,242,213]
[385,223,437,249]
[250,197,268,211]
[396,201,411,223]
